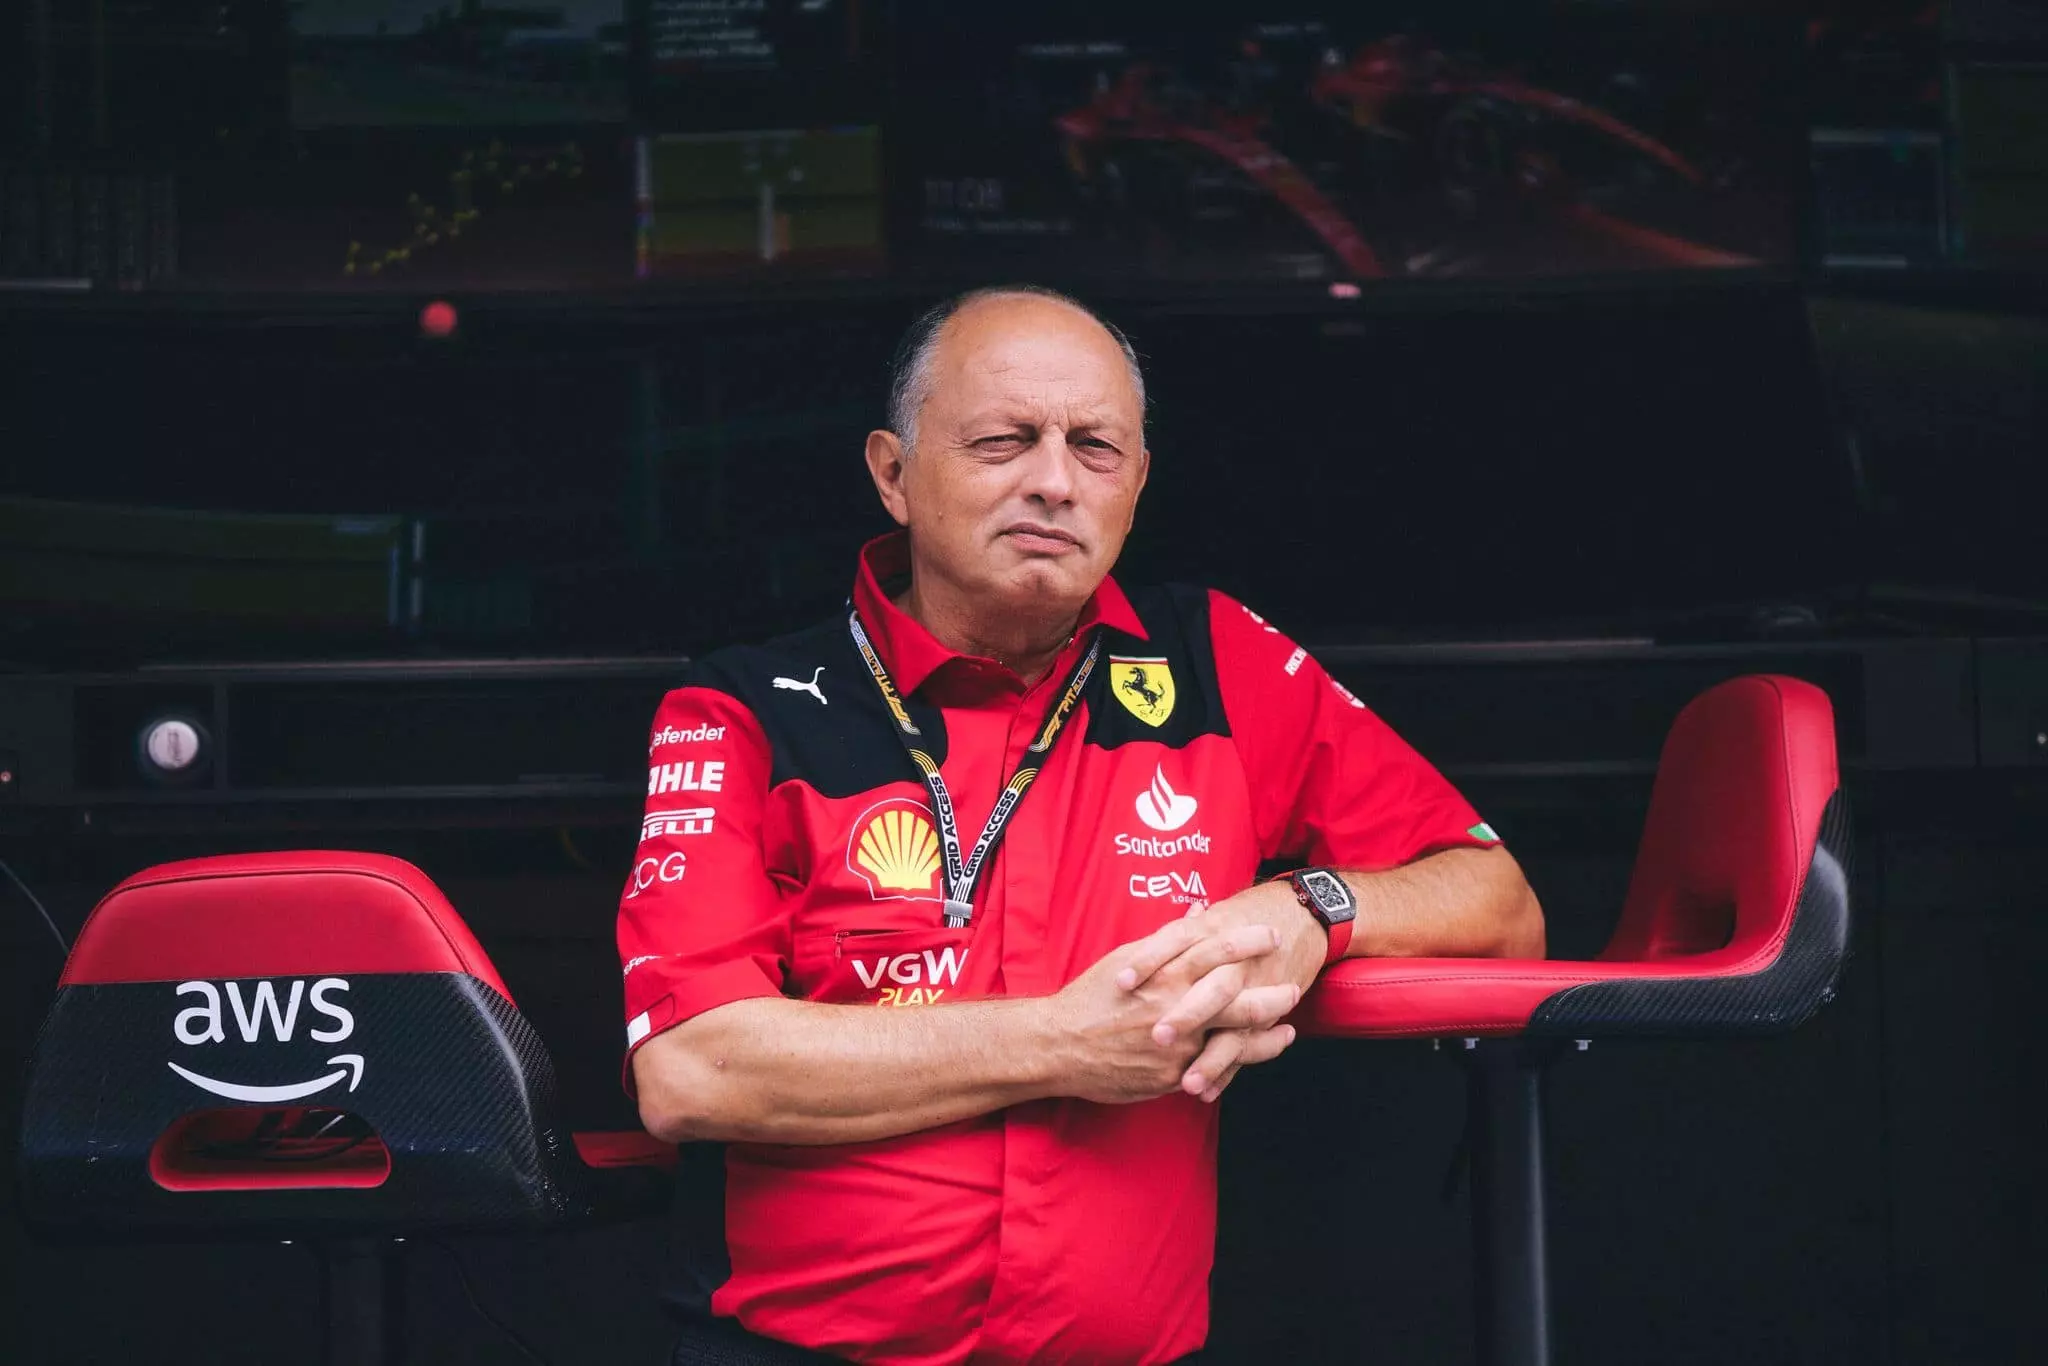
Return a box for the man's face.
[868,295,1149,618]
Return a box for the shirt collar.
[850,531,1146,696]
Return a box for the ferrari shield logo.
[1109,656,1176,727]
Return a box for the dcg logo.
[627,851,686,899]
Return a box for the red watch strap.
[1322,913,1353,966]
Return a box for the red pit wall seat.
[1301,673,1848,1041]
[17,850,672,1239]
[1295,674,1852,1366]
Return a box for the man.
[619,285,1545,1366]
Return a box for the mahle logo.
[647,760,725,796]
[168,978,364,1103]
[848,799,942,900]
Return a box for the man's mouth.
[1001,522,1082,554]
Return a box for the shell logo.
[849,800,942,899]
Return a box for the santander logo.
[1135,765,1198,833]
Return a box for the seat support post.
[319,1237,405,1366]
[1463,1039,1557,1366]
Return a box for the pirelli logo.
[642,807,715,841]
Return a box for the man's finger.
[1179,1028,1246,1098]
[1198,1024,1297,1103]
[1236,1022,1297,1067]
[1150,961,1250,1044]
[1201,1061,1243,1104]
[1207,982,1302,1031]
[1119,922,1280,994]
[1110,917,1211,991]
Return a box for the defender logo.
[848,799,942,900]
[1134,766,1198,832]
[1109,656,1176,727]
[850,945,967,1006]
[649,723,726,751]
[168,978,364,1103]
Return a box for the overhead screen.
[177,0,636,291]
[890,1,1801,287]
[1,1,1805,295]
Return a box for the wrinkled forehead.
[930,299,1142,427]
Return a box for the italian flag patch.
[1468,822,1501,842]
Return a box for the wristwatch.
[1276,867,1358,966]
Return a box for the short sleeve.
[1209,590,1502,869]
[617,682,790,1081]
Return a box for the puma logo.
[773,666,827,705]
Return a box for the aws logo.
[847,798,942,902]
[168,978,364,1103]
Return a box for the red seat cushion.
[60,850,514,1005]
[572,1130,679,1171]
[1298,674,1839,1038]
[1296,952,1815,1038]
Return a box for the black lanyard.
[848,608,1101,928]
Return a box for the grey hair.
[885,284,1146,453]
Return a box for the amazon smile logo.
[169,977,367,1100]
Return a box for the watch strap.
[1321,911,1354,966]
[1270,868,1357,966]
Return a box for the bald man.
[620,286,1544,1366]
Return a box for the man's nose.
[1018,431,1079,506]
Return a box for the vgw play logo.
[168,978,364,1102]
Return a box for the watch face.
[1299,869,1357,922]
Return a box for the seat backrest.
[19,851,585,1237]
[1586,674,1850,1030]
[57,850,515,999]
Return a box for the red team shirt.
[618,533,1499,1365]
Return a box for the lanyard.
[848,608,1101,928]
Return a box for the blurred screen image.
[290,0,629,128]
[892,2,1802,286]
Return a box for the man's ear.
[865,429,912,528]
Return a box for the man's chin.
[991,556,1101,615]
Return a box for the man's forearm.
[634,995,1065,1147]
[1339,845,1545,959]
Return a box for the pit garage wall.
[2,761,2041,1365]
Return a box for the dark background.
[6,0,2048,1363]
